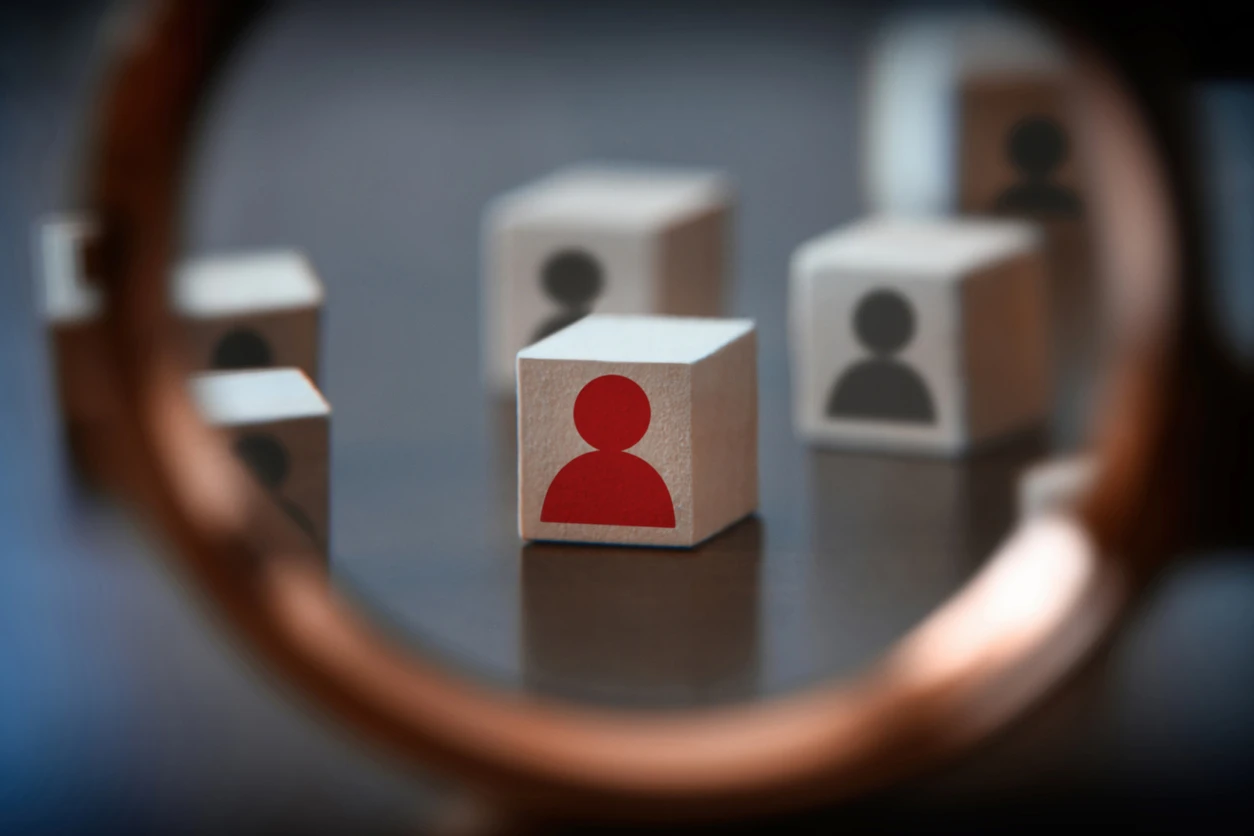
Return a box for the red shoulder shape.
[541,451,676,528]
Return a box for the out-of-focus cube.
[190,368,331,553]
[176,251,324,382]
[38,217,325,383]
[863,12,1095,440]
[789,216,1049,456]
[483,165,731,393]
[517,314,756,548]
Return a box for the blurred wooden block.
[190,368,331,552]
[517,314,756,548]
[176,251,324,381]
[483,164,731,393]
[862,13,1096,440]
[38,217,109,428]
[959,75,1083,220]
[864,12,1072,214]
[38,218,325,382]
[1017,454,1095,520]
[789,216,1050,456]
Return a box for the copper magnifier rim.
[65,0,1192,822]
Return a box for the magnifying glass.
[45,0,1251,826]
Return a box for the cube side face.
[180,305,321,383]
[486,219,656,392]
[958,75,1083,217]
[961,252,1051,444]
[518,358,693,546]
[791,262,965,455]
[228,414,329,555]
[690,329,758,544]
[655,204,729,318]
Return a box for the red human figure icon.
[541,374,676,528]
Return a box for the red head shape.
[573,374,650,451]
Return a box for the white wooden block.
[35,217,324,381]
[517,314,756,548]
[37,217,111,427]
[176,251,324,381]
[863,10,1069,215]
[483,164,732,393]
[789,216,1050,456]
[1017,454,1095,520]
[190,368,331,551]
[38,216,102,325]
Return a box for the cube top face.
[517,314,754,366]
[793,216,1039,282]
[190,368,329,427]
[491,165,730,233]
[518,315,757,548]
[790,219,1044,456]
[176,251,324,318]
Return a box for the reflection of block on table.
[483,164,731,393]
[1018,454,1095,520]
[789,216,1049,456]
[522,518,761,706]
[176,252,324,382]
[518,314,757,548]
[190,368,331,552]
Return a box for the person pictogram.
[993,115,1083,217]
[827,289,936,424]
[531,249,604,343]
[213,326,274,370]
[541,374,676,528]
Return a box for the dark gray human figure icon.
[531,248,604,343]
[233,433,319,543]
[212,327,273,370]
[827,289,936,424]
[993,115,1083,216]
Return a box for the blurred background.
[3,1,1253,832]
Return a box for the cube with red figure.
[517,314,757,548]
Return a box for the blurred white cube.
[789,216,1050,456]
[482,164,731,393]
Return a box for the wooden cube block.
[1017,454,1095,521]
[789,216,1049,456]
[176,251,324,381]
[863,12,1072,215]
[517,314,756,548]
[958,74,1083,222]
[189,368,331,552]
[483,165,731,393]
[863,14,1094,440]
[38,217,108,426]
[37,217,325,381]
[39,216,102,326]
